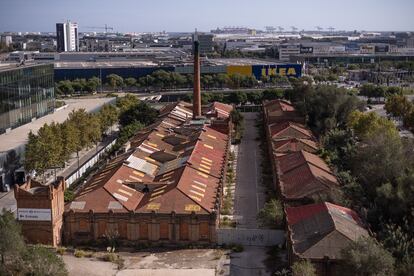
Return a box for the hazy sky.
[0,0,413,33]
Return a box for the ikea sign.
[252,64,302,79]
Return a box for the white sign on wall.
[17,208,51,221]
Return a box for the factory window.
[199,222,209,240]
[78,219,89,232]
[97,220,107,237]
[159,222,169,240]
[139,223,148,240]
[118,221,128,239]
[180,222,189,240]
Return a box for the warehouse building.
[263,100,369,275]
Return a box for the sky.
[0,0,413,33]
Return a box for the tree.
[384,94,412,121]
[98,104,119,133]
[116,94,140,113]
[262,88,285,101]
[86,114,102,151]
[299,85,364,134]
[0,210,25,269]
[229,91,247,105]
[56,80,74,96]
[291,259,316,276]
[106,74,124,91]
[24,131,42,173]
[124,77,137,88]
[257,198,284,228]
[24,245,68,276]
[340,237,394,276]
[60,121,79,162]
[85,77,101,92]
[119,101,158,127]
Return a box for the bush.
[291,259,316,276]
[56,247,66,255]
[102,252,117,262]
[64,189,75,202]
[74,249,86,258]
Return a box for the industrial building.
[262,99,369,275]
[0,63,55,134]
[14,37,234,247]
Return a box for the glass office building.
[0,63,55,134]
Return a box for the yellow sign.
[146,203,160,210]
[185,204,201,212]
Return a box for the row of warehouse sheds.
[262,100,369,275]
[62,101,233,244]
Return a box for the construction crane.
[315,26,323,31]
[290,26,298,32]
[84,24,114,33]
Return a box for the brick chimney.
[193,39,202,119]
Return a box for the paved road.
[231,112,270,276]
[233,112,266,229]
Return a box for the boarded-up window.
[139,223,148,240]
[159,222,169,240]
[118,221,128,239]
[79,219,89,232]
[180,222,189,240]
[98,220,107,237]
[199,222,209,240]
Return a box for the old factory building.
[14,38,234,246]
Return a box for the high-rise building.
[1,35,12,47]
[56,21,79,52]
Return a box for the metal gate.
[217,228,285,246]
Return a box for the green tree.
[124,77,137,87]
[119,101,158,127]
[257,198,284,228]
[341,237,394,276]
[56,80,74,96]
[384,94,413,121]
[116,94,139,113]
[291,259,316,276]
[24,245,68,276]
[24,131,42,173]
[106,74,124,91]
[229,91,247,105]
[98,104,119,133]
[262,88,285,100]
[60,121,79,162]
[0,210,25,270]
[85,77,101,93]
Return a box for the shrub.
[56,247,66,255]
[74,249,86,258]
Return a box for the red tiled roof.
[286,202,369,259]
[276,151,339,200]
[66,102,229,216]
[269,121,314,140]
[272,138,318,153]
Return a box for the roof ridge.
[301,151,336,176]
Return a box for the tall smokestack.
[193,38,202,119]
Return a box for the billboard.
[18,208,52,221]
[252,64,302,79]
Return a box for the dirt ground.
[63,248,227,276]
